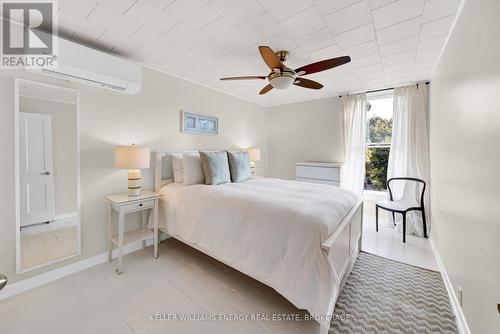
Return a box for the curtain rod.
[338,81,429,98]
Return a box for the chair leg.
[402,213,406,243]
[421,209,428,238]
[375,205,379,232]
[392,212,396,226]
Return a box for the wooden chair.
[375,177,427,243]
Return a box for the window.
[365,94,393,191]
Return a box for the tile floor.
[0,240,320,334]
[0,203,439,334]
[362,214,438,271]
[21,226,78,271]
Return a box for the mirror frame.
[14,78,81,274]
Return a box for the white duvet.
[157,177,359,326]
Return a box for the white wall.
[20,97,78,216]
[0,67,268,283]
[429,0,500,332]
[268,97,343,179]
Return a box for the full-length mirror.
[15,79,80,273]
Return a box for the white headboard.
[154,150,181,191]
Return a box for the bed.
[153,151,363,333]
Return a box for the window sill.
[363,190,387,201]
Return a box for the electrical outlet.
[458,286,463,307]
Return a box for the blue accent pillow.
[199,151,231,185]
[227,151,251,182]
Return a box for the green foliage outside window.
[365,115,392,191]
[365,147,390,190]
[367,115,392,144]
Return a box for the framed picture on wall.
[181,111,218,135]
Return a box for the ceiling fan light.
[269,75,295,89]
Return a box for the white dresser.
[295,161,342,186]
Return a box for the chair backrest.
[387,177,426,207]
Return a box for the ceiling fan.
[220,46,351,95]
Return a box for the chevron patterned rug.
[330,252,457,334]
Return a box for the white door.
[19,112,55,227]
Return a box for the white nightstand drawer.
[122,199,155,213]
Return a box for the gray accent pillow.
[227,151,251,182]
[199,151,231,185]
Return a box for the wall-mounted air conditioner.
[29,33,142,95]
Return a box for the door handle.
[0,273,7,291]
[41,171,51,175]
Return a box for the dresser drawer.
[296,165,340,181]
[296,177,340,187]
[122,199,155,213]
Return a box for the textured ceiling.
[54,0,462,106]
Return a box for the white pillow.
[172,153,183,183]
[182,152,204,185]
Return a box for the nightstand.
[105,191,162,274]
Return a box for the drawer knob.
[139,203,143,207]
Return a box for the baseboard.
[429,238,471,334]
[53,212,78,221]
[0,233,170,300]
[21,216,79,237]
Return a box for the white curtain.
[387,84,430,236]
[340,93,367,197]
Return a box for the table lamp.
[115,144,150,196]
[246,148,261,175]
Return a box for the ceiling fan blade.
[258,46,282,70]
[294,78,323,90]
[220,76,266,81]
[294,56,351,76]
[259,84,273,95]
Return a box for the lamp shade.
[246,148,261,162]
[114,145,151,169]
